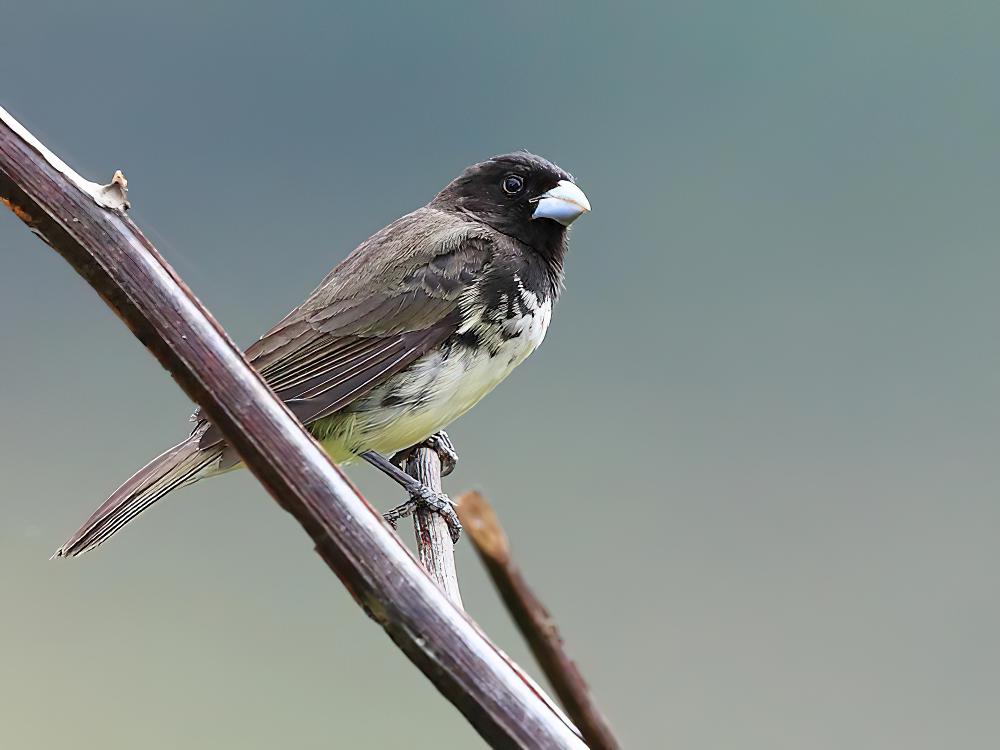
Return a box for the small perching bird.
[56,151,590,557]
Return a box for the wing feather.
[196,210,494,450]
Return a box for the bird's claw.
[383,485,462,543]
[424,431,458,476]
[391,431,459,477]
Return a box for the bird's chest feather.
[451,283,553,400]
[342,274,553,454]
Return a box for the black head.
[431,152,590,256]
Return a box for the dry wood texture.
[404,447,464,606]
[459,491,620,749]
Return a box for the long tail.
[55,435,222,558]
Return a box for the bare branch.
[458,491,621,750]
[0,106,585,750]
[404,447,463,606]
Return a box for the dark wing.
[197,209,493,449]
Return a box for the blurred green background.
[3,2,1000,747]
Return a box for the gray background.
[3,2,1000,747]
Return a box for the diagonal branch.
[0,105,584,750]
[458,491,621,750]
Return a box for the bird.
[55,151,590,557]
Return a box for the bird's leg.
[361,449,462,542]
[390,430,459,476]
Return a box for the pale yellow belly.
[309,286,554,463]
[316,325,547,461]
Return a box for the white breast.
[337,287,552,459]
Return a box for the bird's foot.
[383,484,462,543]
[424,431,459,476]
[391,430,459,477]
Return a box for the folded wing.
[198,210,493,449]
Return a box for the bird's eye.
[502,174,524,195]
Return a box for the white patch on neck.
[515,274,541,309]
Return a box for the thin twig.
[0,105,585,750]
[458,491,621,750]
[403,447,463,606]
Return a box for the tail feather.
[55,436,221,558]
